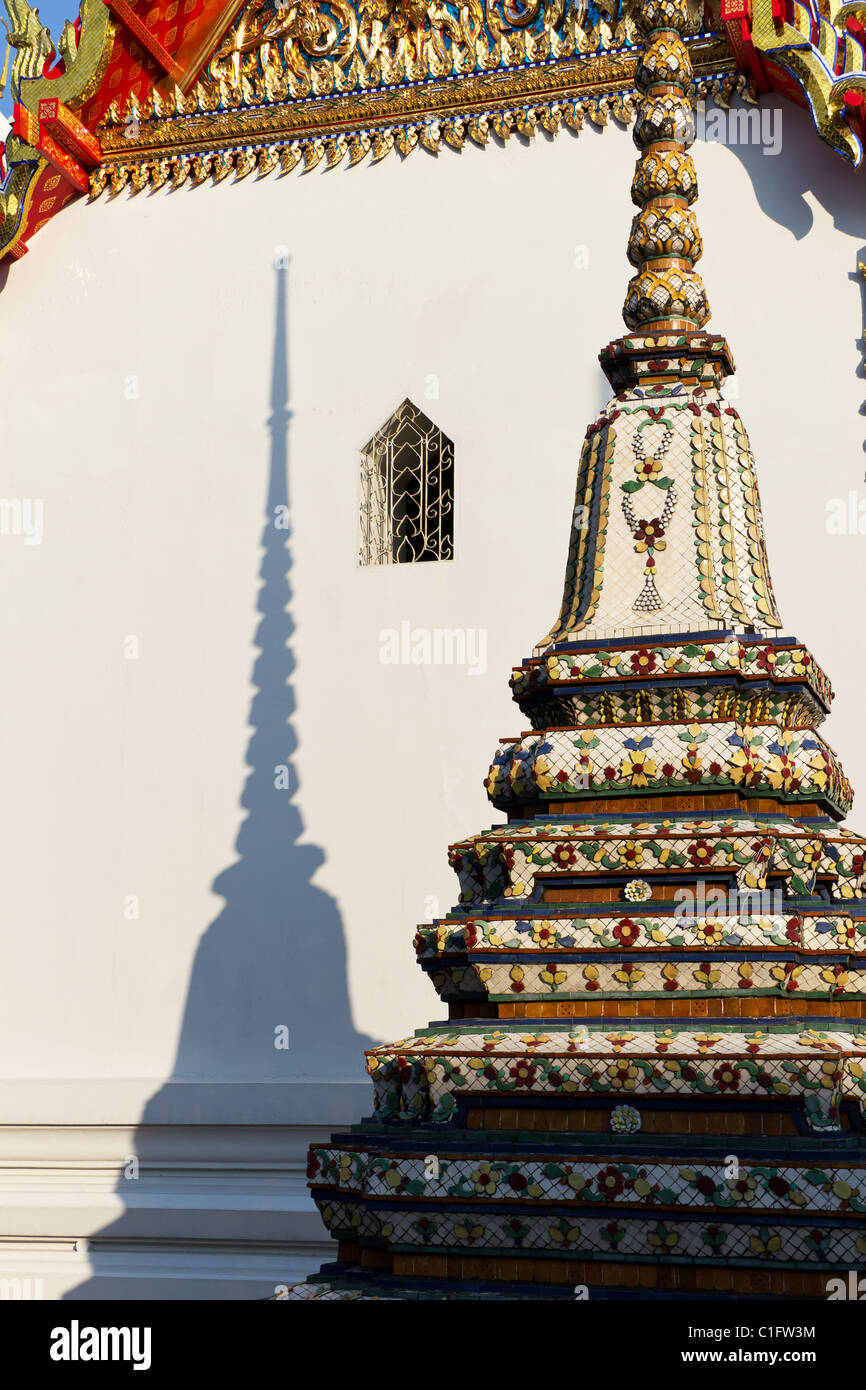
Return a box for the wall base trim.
[0,1121,349,1300]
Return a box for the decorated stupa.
[286,0,866,1300]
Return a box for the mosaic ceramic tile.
[366,1024,866,1129]
[315,1196,866,1267]
[426,957,866,1004]
[448,817,866,902]
[514,638,831,709]
[415,911,866,958]
[515,683,825,734]
[275,1284,397,1301]
[486,720,852,815]
[308,1146,866,1217]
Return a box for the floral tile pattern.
[415,910,866,957]
[512,637,832,713]
[448,816,866,901]
[308,1146,866,1216]
[315,1197,866,1267]
[486,722,851,816]
[365,1026,866,1129]
[426,957,866,1004]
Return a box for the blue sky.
[1,1,80,115]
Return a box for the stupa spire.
[625,0,708,333]
[536,0,782,649]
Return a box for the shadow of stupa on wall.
[64,263,374,1299]
[704,95,866,241]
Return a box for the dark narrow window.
[359,399,454,565]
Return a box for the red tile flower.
[509,1061,537,1087]
[688,838,713,867]
[713,1063,740,1092]
[756,648,776,672]
[633,518,667,553]
[630,648,657,675]
[596,1165,625,1196]
[613,918,641,946]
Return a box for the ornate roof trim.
[0,0,865,264]
[0,0,244,258]
[721,0,866,165]
[91,38,747,193]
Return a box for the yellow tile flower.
[619,750,657,788]
[535,757,556,793]
[749,1232,782,1257]
[608,1062,640,1091]
[550,1224,582,1244]
[471,1163,499,1196]
[541,963,568,988]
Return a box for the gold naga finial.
[58,16,78,67]
[624,0,709,332]
[0,0,56,101]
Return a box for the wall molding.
[0,1112,366,1298]
[0,1078,372,1125]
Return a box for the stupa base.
[290,1083,866,1302]
[278,1263,849,1301]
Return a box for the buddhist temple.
[284,0,866,1301]
[1,0,865,1302]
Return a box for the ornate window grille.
[359,399,454,565]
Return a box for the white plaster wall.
[0,96,863,1128]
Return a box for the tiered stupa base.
[283,294,866,1292]
[291,1086,866,1299]
[285,780,866,1298]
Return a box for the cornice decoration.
[90,45,749,195]
[0,0,866,261]
[85,0,729,192]
[209,0,644,90]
